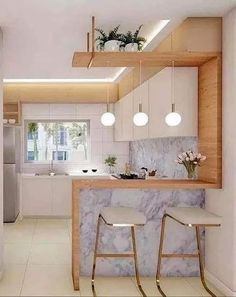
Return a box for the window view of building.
[25,121,89,162]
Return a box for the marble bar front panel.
[79,188,204,277]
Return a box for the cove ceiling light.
[3,20,170,84]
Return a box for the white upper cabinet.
[114,67,198,141]
[149,67,198,138]
[133,81,149,140]
[114,92,133,141]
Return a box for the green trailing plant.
[120,25,146,51]
[95,25,122,50]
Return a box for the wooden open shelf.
[3,101,21,125]
[72,51,221,68]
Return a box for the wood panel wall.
[198,57,222,186]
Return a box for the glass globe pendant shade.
[165,104,181,127]
[133,103,149,127]
[165,112,181,126]
[101,111,115,126]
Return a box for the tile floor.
[0,218,224,296]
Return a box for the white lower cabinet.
[21,177,72,217]
[52,178,72,216]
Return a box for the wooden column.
[72,180,80,290]
[198,56,222,186]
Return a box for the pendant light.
[133,60,149,126]
[101,73,115,127]
[165,34,182,127]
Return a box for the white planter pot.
[104,40,121,52]
[125,43,139,52]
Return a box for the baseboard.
[205,270,236,296]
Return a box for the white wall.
[0,28,4,276]
[21,103,129,174]
[205,8,236,295]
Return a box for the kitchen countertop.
[20,173,112,179]
[20,173,220,189]
[72,177,220,189]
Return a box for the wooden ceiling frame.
[72,16,221,69]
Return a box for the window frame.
[24,119,91,164]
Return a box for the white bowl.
[3,119,8,124]
[8,119,16,124]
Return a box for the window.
[25,121,90,162]
[52,151,68,161]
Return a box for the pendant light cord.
[139,60,142,112]
[106,61,110,112]
[171,33,175,112]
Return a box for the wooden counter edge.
[72,178,221,190]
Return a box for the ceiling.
[0,0,235,80]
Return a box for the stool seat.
[166,207,222,226]
[100,207,146,226]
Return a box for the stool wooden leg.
[195,226,217,297]
[131,226,147,297]
[91,215,101,297]
[156,214,167,297]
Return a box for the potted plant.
[104,155,117,173]
[175,150,206,179]
[95,25,122,52]
[120,25,146,52]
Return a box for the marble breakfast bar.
[72,177,218,290]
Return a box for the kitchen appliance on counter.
[3,126,21,223]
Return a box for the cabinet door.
[133,81,149,140]
[149,68,171,138]
[114,100,123,141]
[122,93,134,141]
[114,93,134,141]
[22,178,52,216]
[172,67,198,137]
[52,178,72,216]
[149,67,198,138]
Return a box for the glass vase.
[187,170,196,179]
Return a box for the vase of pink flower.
[175,150,206,179]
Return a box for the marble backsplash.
[79,137,205,277]
[130,137,198,178]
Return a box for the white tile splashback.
[21,103,129,174]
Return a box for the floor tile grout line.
[182,277,206,296]
[184,277,206,297]
[19,218,38,296]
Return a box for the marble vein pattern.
[129,137,198,178]
[79,188,205,277]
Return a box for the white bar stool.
[92,207,147,297]
[156,207,222,297]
